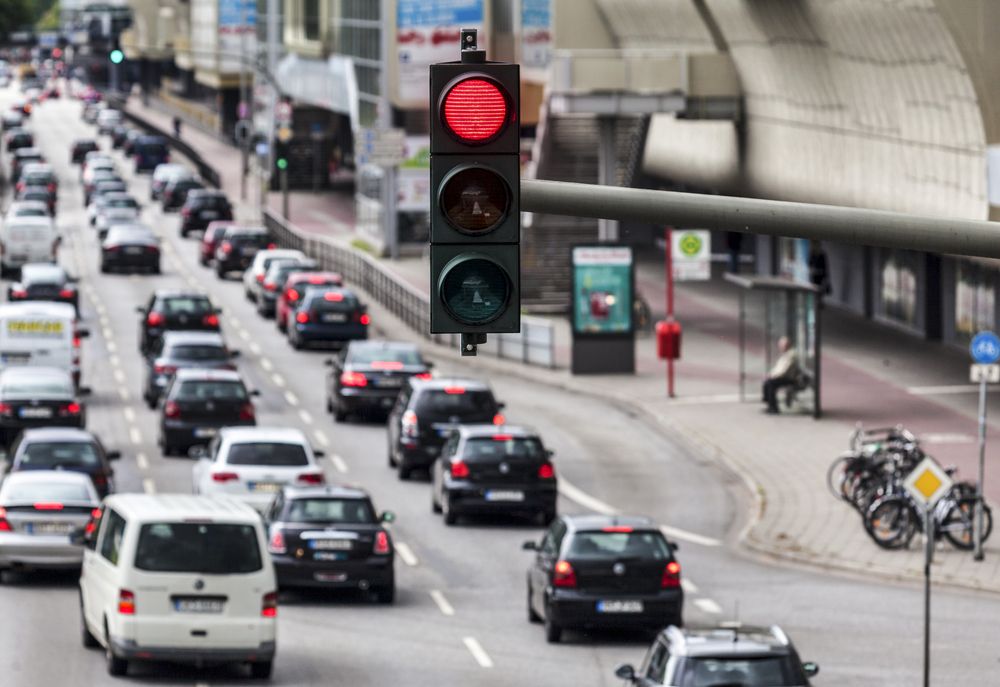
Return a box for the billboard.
[396,0,484,104]
[521,0,551,70]
[572,246,634,335]
[218,0,256,74]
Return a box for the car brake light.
[340,371,367,388]
[285,288,300,302]
[33,502,64,510]
[492,434,513,441]
[154,363,177,375]
[662,560,681,589]
[266,242,277,249]
[146,312,165,327]
[211,471,239,482]
[401,410,418,439]
[118,589,136,615]
[450,460,470,478]
[323,292,343,302]
[84,507,101,535]
[59,288,74,299]
[295,312,310,324]
[538,463,555,479]
[220,241,233,255]
[374,531,391,555]
[181,207,191,217]
[602,526,634,533]
[414,372,433,380]
[553,560,577,588]
[359,313,371,326]
[61,402,82,416]
[493,413,505,425]
[297,472,325,485]
[92,473,107,487]
[239,402,255,421]
[371,361,404,371]
[307,276,326,284]
[0,507,9,532]
[202,313,219,327]
[264,282,277,292]
[261,591,278,618]
[256,273,265,283]
[0,403,11,416]
[10,289,26,298]
[164,401,181,418]
[268,529,286,554]
[47,183,55,192]
[444,386,465,395]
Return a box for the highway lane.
[1,89,999,686]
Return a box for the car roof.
[220,426,308,444]
[1,469,95,487]
[457,424,538,440]
[161,331,225,345]
[226,226,267,236]
[173,368,243,382]
[660,625,795,658]
[282,484,371,500]
[21,263,65,280]
[18,427,99,443]
[561,514,657,531]
[102,493,261,523]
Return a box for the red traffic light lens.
[443,78,509,143]
[440,166,510,234]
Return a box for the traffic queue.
[0,73,822,687]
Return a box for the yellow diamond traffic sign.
[903,457,953,509]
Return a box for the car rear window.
[1,378,72,396]
[134,523,262,573]
[285,498,375,524]
[226,442,308,466]
[675,657,802,687]
[136,142,167,155]
[175,380,247,401]
[160,297,213,314]
[568,531,673,560]
[231,232,269,246]
[464,437,544,461]
[106,197,137,209]
[309,292,360,312]
[19,442,101,468]
[414,389,496,422]
[168,344,227,361]
[197,196,229,209]
[1,481,92,503]
[347,346,422,366]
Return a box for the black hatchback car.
[287,287,369,350]
[523,514,683,643]
[0,367,87,447]
[387,377,504,480]
[5,128,33,153]
[161,177,204,211]
[137,290,221,355]
[8,263,78,312]
[5,428,120,498]
[100,225,160,274]
[159,368,257,456]
[70,138,99,164]
[325,340,432,421]
[264,484,396,602]
[432,425,557,525]
[143,331,237,408]
[179,189,233,236]
[214,226,274,277]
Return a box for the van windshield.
[134,523,263,573]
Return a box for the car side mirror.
[545,449,554,458]
[380,510,396,523]
[802,662,819,678]
[106,450,121,461]
[425,361,435,369]
[249,389,261,397]
[614,664,636,682]
[229,349,241,358]
[312,449,326,458]
[497,402,506,411]
[188,445,207,459]
[215,307,223,314]
[522,540,538,551]
[324,358,334,367]
[78,386,92,396]
[77,328,90,338]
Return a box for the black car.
[109,125,130,149]
[432,425,557,525]
[287,287,369,351]
[215,226,274,277]
[264,484,396,602]
[137,289,221,354]
[11,147,43,182]
[615,625,819,686]
[0,367,87,447]
[161,177,205,211]
[132,134,170,172]
[523,514,684,643]
[256,258,317,317]
[8,263,78,312]
[5,128,33,153]
[100,225,160,274]
[70,138,99,164]
[15,185,56,215]
[179,190,233,237]
[387,377,504,480]
[143,331,237,408]
[5,428,120,498]
[158,368,256,456]
[325,340,432,421]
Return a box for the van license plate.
[19,407,52,419]
[486,490,524,502]
[173,598,224,613]
[597,600,644,613]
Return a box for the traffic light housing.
[429,30,520,343]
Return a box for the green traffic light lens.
[110,50,124,64]
[440,166,510,235]
[439,256,511,326]
[276,158,288,170]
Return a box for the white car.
[192,427,325,511]
[95,206,141,240]
[5,200,49,221]
[242,250,307,303]
[96,108,123,135]
[78,493,277,678]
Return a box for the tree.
[0,0,34,42]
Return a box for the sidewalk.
[131,97,1000,593]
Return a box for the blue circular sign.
[971,331,1000,364]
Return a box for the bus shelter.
[725,274,822,419]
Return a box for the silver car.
[0,470,100,572]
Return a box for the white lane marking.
[558,477,721,547]
[260,357,273,372]
[284,391,299,406]
[101,327,113,340]
[429,590,455,616]
[113,369,126,384]
[249,342,261,355]
[109,354,120,367]
[907,384,985,396]
[118,387,129,402]
[313,430,330,447]
[298,409,313,425]
[694,598,723,615]
[142,478,156,494]
[228,315,241,328]
[331,455,348,473]
[462,637,493,669]
[271,373,285,387]
[136,452,149,470]
[667,394,741,405]
[130,428,143,445]
[185,276,200,288]
[237,328,251,342]
[106,340,117,354]
[123,407,135,423]
[394,542,418,567]
[680,579,699,594]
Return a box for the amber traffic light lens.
[440,167,510,235]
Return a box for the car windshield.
[19,442,101,468]
[175,380,247,401]
[1,481,92,503]
[161,297,213,314]
[134,523,262,574]
[168,344,227,361]
[464,437,545,460]
[348,345,423,366]
[285,498,376,524]
[567,531,673,560]
[226,442,309,466]
[414,389,497,422]
[675,656,803,687]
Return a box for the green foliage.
[36,1,60,31]
[0,0,34,41]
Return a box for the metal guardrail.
[263,210,556,369]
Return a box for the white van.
[96,108,123,135]
[0,302,85,387]
[0,215,58,276]
[78,494,277,678]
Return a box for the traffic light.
[429,29,520,352]
[109,49,124,65]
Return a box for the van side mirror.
[522,540,538,551]
[802,662,819,678]
[106,450,121,461]
[380,511,396,523]
[614,664,636,682]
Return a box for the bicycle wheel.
[865,496,919,549]
[941,499,994,550]
[827,454,853,500]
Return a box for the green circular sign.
[679,232,702,257]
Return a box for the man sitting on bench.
[762,336,800,415]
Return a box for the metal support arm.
[521,180,1000,260]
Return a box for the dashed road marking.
[118,387,129,402]
[129,428,143,445]
[298,409,313,425]
[123,407,135,423]
[284,391,299,406]
[681,579,699,594]
[430,590,455,616]
[106,340,117,354]
[102,327,113,340]
[395,542,418,567]
[694,598,723,615]
[271,373,285,387]
[313,430,330,447]
[237,328,251,342]
[249,342,261,355]
[113,369,126,384]
[109,354,120,367]
[462,637,493,668]
[260,357,273,371]
[136,452,149,470]
[228,315,241,328]
[331,455,348,473]
[142,478,156,494]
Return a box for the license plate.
[249,482,281,493]
[174,598,224,614]
[313,552,348,562]
[194,427,217,438]
[485,490,524,502]
[1,353,30,364]
[314,571,348,582]
[241,248,259,257]
[29,521,74,535]
[376,377,402,388]
[320,313,347,323]
[201,211,218,219]
[597,600,644,613]
[125,246,143,255]
[19,406,52,419]
[309,539,353,550]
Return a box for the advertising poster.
[218,0,256,74]
[398,135,431,213]
[396,0,484,104]
[521,0,552,70]
[572,246,634,335]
